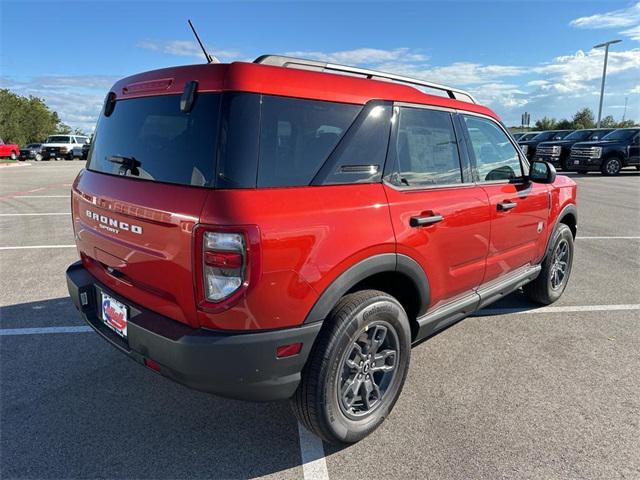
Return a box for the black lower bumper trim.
[66,261,322,402]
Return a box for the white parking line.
[10,195,69,198]
[0,213,70,216]
[479,304,640,316]
[0,326,92,336]
[297,423,330,480]
[0,245,76,250]
[577,236,640,240]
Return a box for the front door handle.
[497,201,517,212]
[410,214,444,227]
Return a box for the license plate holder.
[101,292,128,338]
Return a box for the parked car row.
[4,135,91,162]
[516,128,640,175]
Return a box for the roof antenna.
[188,19,219,64]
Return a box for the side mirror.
[529,160,556,184]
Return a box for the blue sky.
[1,0,639,132]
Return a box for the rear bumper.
[66,261,321,402]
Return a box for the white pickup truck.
[40,134,90,160]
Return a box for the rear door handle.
[497,201,517,212]
[410,214,444,227]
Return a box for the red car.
[66,56,577,444]
[0,138,20,160]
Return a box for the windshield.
[47,136,70,143]
[602,129,638,141]
[88,94,220,187]
[564,130,593,141]
[521,133,537,141]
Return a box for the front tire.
[10,151,17,160]
[601,156,622,176]
[292,290,411,444]
[524,223,574,305]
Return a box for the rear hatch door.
[73,91,221,327]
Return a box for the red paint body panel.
[481,182,551,283]
[72,169,208,328]
[384,184,491,309]
[196,184,395,330]
[0,140,20,157]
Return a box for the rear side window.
[390,107,462,187]
[88,94,220,187]
[462,115,522,181]
[257,96,360,187]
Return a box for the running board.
[414,264,541,342]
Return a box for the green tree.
[616,119,637,128]
[572,107,595,129]
[535,117,557,130]
[0,89,68,145]
[599,115,616,128]
[556,119,574,129]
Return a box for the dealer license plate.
[101,292,128,338]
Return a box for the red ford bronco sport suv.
[66,55,577,444]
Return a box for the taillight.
[203,232,245,301]
[194,225,261,312]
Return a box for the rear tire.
[10,151,17,160]
[291,290,411,444]
[601,156,622,176]
[524,223,574,305]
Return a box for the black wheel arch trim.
[304,253,430,324]
[544,203,577,259]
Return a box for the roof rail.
[254,54,477,104]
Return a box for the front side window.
[463,115,522,181]
[390,107,462,187]
[257,96,361,187]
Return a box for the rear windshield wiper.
[109,155,141,176]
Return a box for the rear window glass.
[88,94,220,187]
[257,96,361,187]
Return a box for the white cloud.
[533,48,640,94]
[630,85,640,94]
[622,24,640,41]
[570,2,640,41]
[137,40,240,60]
[284,48,428,65]
[570,2,640,29]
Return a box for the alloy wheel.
[606,158,621,175]
[550,239,570,290]
[338,321,399,419]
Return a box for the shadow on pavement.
[1,297,304,479]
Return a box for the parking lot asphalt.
[1,162,639,479]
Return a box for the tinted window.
[602,129,638,141]
[257,96,360,187]
[88,94,220,187]
[392,107,462,186]
[315,102,392,185]
[47,136,71,143]
[589,130,612,140]
[216,93,260,188]
[463,115,522,181]
[564,130,592,141]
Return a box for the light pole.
[593,39,622,128]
